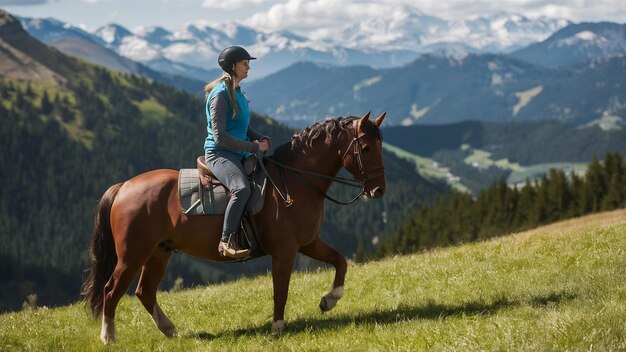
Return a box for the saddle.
[178,155,267,260]
[196,155,258,187]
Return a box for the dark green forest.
[374,152,626,259]
[0,65,444,312]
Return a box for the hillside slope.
[2,209,625,351]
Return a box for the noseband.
[261,119,385,206]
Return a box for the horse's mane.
[269,115,382,163]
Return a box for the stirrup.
[218,239,250,259]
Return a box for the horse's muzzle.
[368,187,384,199]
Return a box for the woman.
[204,46,271,259]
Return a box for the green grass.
[3,209,626,351]
[383,144,470,193]
[462,145,588,186]
[462,145,524,172]
[135,99,171,124]
[508,162,588,185]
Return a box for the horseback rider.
[203,46,271,259]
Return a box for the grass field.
[383,144,470,193]
[507,162,588,185]
[2,209,626,351]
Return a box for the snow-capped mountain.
[18,10,570,80]
[330,6,448,52]
[17,16,214,92]
[446,12,570,53]
[328,8,569,54]
[90,10,569,79]
[19,16,105,47]
[512,22,626,67]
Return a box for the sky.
[1,0,626,35]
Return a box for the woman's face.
[233,59,250,81]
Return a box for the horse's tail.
[81,182,123,318]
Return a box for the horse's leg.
[100,258,144,344]
[270,250,298,333]
[299,236,347,313]
[135,247,177,338]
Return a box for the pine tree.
[514,180,535,228]
[602,152,625,210]
[545,169,570,222]
[568,171,584,218]
[581,157,606,213]
[25,82,34,97]
[15,89,25,110]
[40,90,53,115]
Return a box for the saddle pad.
[178,168,267,216]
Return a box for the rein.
[260,157,364,206]
[259,119,384,207]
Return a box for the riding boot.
[218,233,251,259]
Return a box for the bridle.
[260,119,385,206]
[341,119,386,186]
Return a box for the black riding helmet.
[218,46,256,74]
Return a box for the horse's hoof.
[163,327,178,338]
[100,335,114,344]
[152,304,177,338]
[319,286,343,313]
[100,316,115,344]
[319,296,335,312]
[271,320,285,333]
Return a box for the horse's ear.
[373,112,386,127]
[360,111,371,123]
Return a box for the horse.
[81,112,387,343]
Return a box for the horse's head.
[341,112,386,199]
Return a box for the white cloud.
[246,0,393,33]
[202,0,267,10]
[0,0,49,5]
[244,0,626,35]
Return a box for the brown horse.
[82,112,386,343]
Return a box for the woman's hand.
[255,139,270,153]
[260,136,272,148]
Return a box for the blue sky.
[2,0,625,34]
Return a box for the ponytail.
[204,71,239,118]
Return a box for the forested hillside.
[381,120,626,193]
[375,152,626,259]
[0,10,446,312]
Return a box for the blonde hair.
[204,71,239,117]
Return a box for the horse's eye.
[363,145,370,153]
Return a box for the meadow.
[2,209,626,351]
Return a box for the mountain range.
[247,52,626,127]
[16,16,213,93]
[17,8,570,80]
[15,13,626,128]
[511,22,626,67]
[241,20,626,127]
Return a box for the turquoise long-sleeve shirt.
[204,81,261,159]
